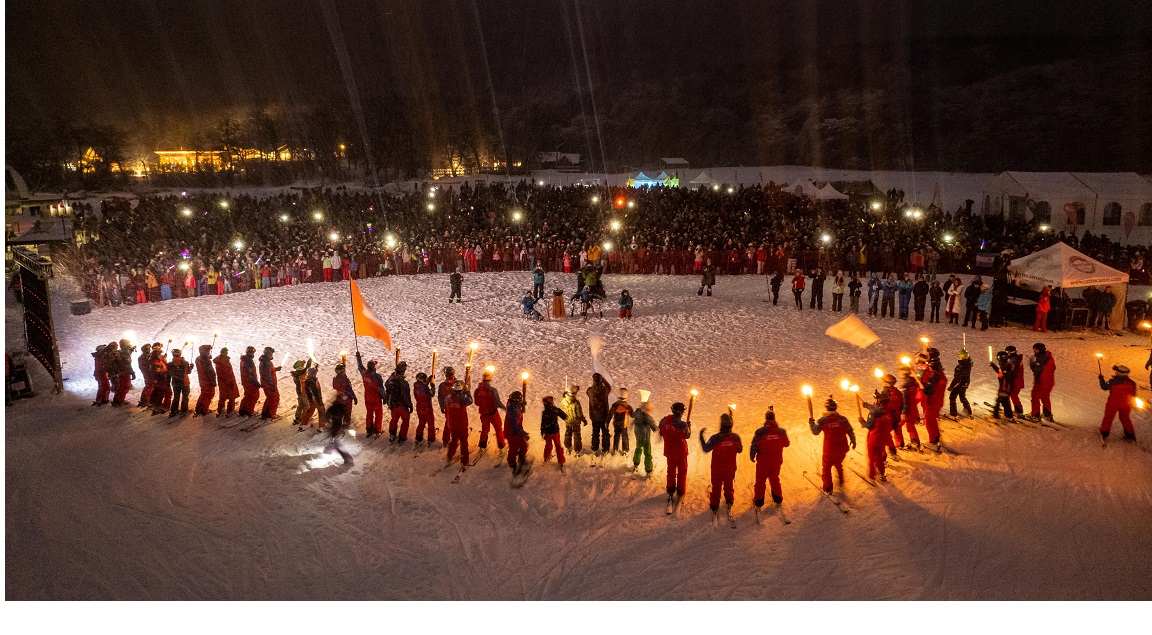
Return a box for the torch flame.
[1095,353,1103,358]
[801,385,813,397]
[900,356,912,366]
[919,337,929,344]
[470,342,479,351]
[690,389,699,397]
[839,379,850,390]
[1136,397,1146,409]
[521,371,530,381]
[873,368,884,379]
[728,403,736,411]
[485,365,496,374]
[850,384,860,393]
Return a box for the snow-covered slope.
[6,272,1152,600]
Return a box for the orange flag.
[349,279,392,350]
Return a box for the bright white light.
[280,214,289,222]
[602,241,612,251]
[329,232,340,242]
[179,262,190,271]
[123,330,136,345]
[427,203,435,211]
[626,201,635,209]
[1039,224,1050,232]
[871,201,882,210]
[181,208,192,217]
[512,211,523,222]
[821,234,831,243]
[385,234,397,248]
[428,190,436,199]
[537,180,545,186]
[610,220,621,231]
[712,184,721,191]
[313,211,323,221]
[219,200,229,209]
[913,210,923,219]
[591,195,600,204]
[943,233,954,243]
[233,240,244,250]
[726,187,735,194]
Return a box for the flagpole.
[349,279,360,357]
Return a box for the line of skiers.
[91,334,1142,512]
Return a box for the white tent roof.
[1005,172,1097,201]
[1008,242,1129,289]
[813,183,849,200]
[1071,172,1152,199]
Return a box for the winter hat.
[199,344,212,354]
[543,395,555,404]
[958,348,969,360]
[293,360,305,370]
[119,338,132,348]
[720,413,733,432]
[508,390,523,404]
[619,388,629,400]
[396,361,407,375]
[1113,365,1130,375]
[335,364,346,374]
[444,366,455,378]
[927,347,940,360]
[219,347,229,355]
[1033,343,1046,353]
[153,342,164,349]
[593,373,603,383]
[415,372,428,382]
[671,402,686,414]
[264,346,275,354]
[246,346,256,355]
[825,396,838,411]
[172,349,183,357]
[764,407,776,422]
[1006,346,1018,354]
[996,351,1008,361]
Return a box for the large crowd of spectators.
[61,180,1149,307]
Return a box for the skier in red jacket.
[860,391,894,482]
[810,396,856,493]
[659,402,692,503]
[355,352,385,438]
[92,342,113,405]
[1028,343,1056,421]
[437,367,458,446]
[112,339,136,406]
[750,408,790,507]
[138,343,159,408]
[473,369,507,451]
[238,346,260,417]
[214,348,240,416]
[194,344,216,415]
[1099,365,1137,441]
[699,413,743,516]
[332,363,357,429]
[445,381,474,464]
[881,373,903,457]
[921,348,948,449]
[258,347,281,419]
[1006,345,1026,416]
[898,367,921,449]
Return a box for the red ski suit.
[195,353,216,415]
[358,361,384,435]
[811,412,856,492]
[239,354,260,416]
[900,376,921,445]
[258,354,279,418]
[445,390,473,464]
[138,351,155,406]
[113,350,134,406]
[921,364,947,444]
[884,385,904,450]
[862,408,894,480]
[214,354,240,415]
[750,422,790,505]
[1100,374,1137,437]
[93,351,111,404]
[414,379,436,441]
[149,357,172,411]
[659,414,691,497]
[700,430,743,510]
[437,378,457,445]
[1029,352,1055,416]
[473,381,506,449]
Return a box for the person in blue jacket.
[897,273,914,319]
[867,273,881,316]
[618,289,634,319]
[532,265,546,300]
[976,283,993,331]
[881,274,898,318]
[521,292,542,320]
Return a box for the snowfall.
[5,270,1152,601]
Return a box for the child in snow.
[618,289,633,319]
[540,395,568,467]
[521,292,543,320]
[631,399,658,475]
[610,388,634,455]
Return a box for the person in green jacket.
[631,398,659,476]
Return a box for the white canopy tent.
[1009,242,1129,329]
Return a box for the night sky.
[7,1,1152,170]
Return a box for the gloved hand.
[850,439,857,450]
[353,397,358,405]
[355,351,362,359]
[524,432,531,441]
[809,418,815,425]
[131,372,137,380]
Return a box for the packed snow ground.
[6,271,1152,600]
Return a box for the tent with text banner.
[1008,242,1128,328]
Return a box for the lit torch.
[430,349,438,378]
[212,330,220,347]
[1095,353,1103,375]
[467,341,478,366]
[727,403,736,419]
[395,347,401,367]
[989,346,994,363]
[521,371,530,401]
[919,336,929,352]
[687,389,698,422]
[801,385,814,419]
[850,384,862,418]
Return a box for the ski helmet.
[671,402,686,414]
[453,380,465,391]
[883,373,897,385]
[293,360,305,370]
[264,346,275,354]
[958,348,969,360]
[396,361,407,375]
[444,366,455,378]
[719,413,733,432]
[825,396,838,411]
[1033,343,1046,353]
